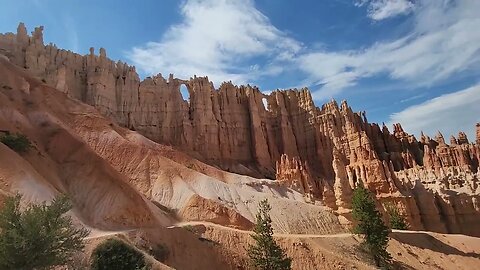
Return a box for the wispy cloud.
[299,0,480,99]
[355,0,414,20]
[126,0,480,104]
[388,84,480,139]
[127,0,300,84]
[399,93,425,103]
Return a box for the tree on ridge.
[247,199,292,270]
[351,185,392,268]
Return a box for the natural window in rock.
[262,97,268,111]
[180,84,190,104]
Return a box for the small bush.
[134,237,169,263]
[385,203,409,230]
[183,225,196,233]
[150,243,169,262]
[90,238,149,270]
[0,133,32,153]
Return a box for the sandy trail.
[87,220,468,240]
[85,228,137,240]
[168,221,353,238]
[84,220,353,240]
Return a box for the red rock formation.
[1,24,479,236]
[179,194,254,230]
[275,154,321,201]
[458,132,469,145]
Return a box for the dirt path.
[168,221,353,238]
[85,220,353,241]
[85,220,455,241]
[85,228,137,240]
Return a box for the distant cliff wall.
[1,24,479,236]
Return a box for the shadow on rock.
[391,232,480,259]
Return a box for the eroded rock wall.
[1,24,479,235]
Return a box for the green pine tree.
[351,186,392,268]
[247,199,292,270]
[0,194,89,270]
[385,203,409,230]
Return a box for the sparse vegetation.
[90,238,149,270]
[65,252,90,270]
[150,243,169,262]
[351,185,392,269]
[183,225,196,233]
[385,203,409,230]
[134,237,169,263]
[0,133,32,153]
[247,199,292,270]
[0,194,89,270]
[198,236,219,246]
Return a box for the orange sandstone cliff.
[1,24,479,236]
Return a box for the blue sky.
[1,0,479,139]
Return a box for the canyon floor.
[81,222,480,270]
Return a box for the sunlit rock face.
[1,23,479,236]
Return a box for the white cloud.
[356,0,414,20]
[123,0,480,141]
[127,0,300,84]
[299,0,480,99]
[388,84,480,139]
[127,0,480,105]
